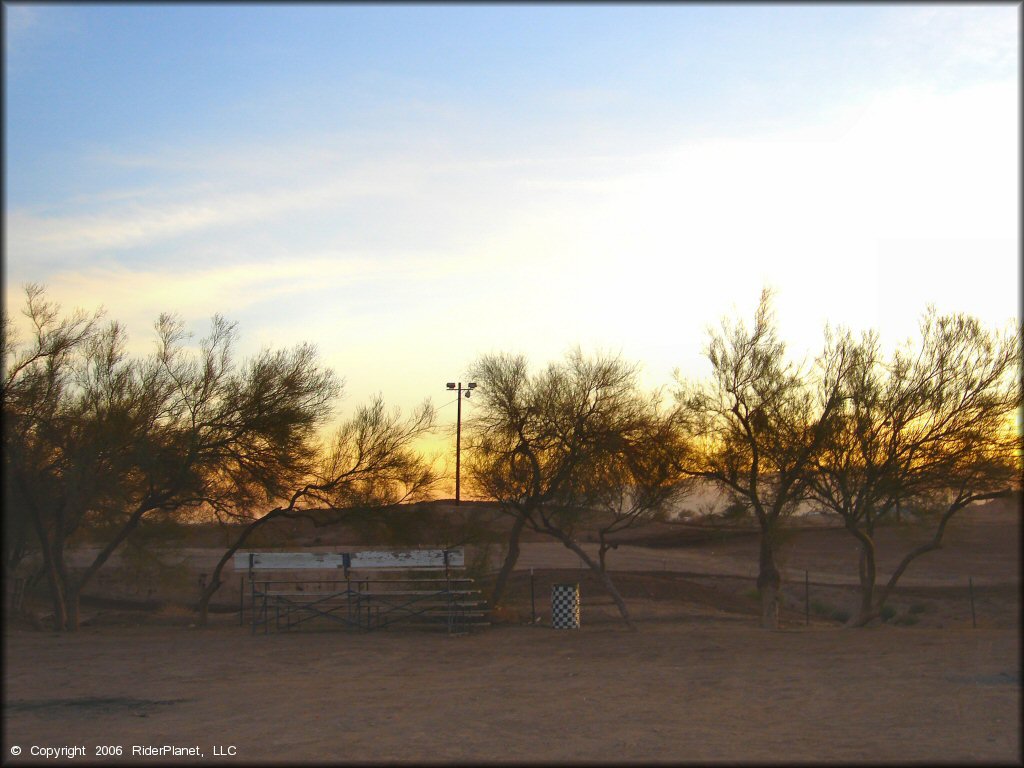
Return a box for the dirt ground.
[3,622,1019,764]
[4,499,1020,764]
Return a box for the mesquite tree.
[3,286,103,621]
[674,290,848,629]
[806,312,1022,626]
[465,348,687,630]
[2,286,339,630]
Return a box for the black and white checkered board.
[551,583,580,629]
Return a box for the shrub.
[721,501,750,521]
[880,605,897,622]
[809,600,832,616]
[809,599,850,623]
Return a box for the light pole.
[446,381,476,505]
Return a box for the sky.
[3,3,1020,491]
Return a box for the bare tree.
[465,348,687,630]
[674,289,847,629]
[806,312,1022,626]
[195,396,437,624]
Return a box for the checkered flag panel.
[551,583,580,629]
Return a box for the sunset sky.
[4,4,1019,484]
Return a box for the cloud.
[4,251,454,322]
[10,60,1013,272]
[5,77,1016,414]
[5,167,418,260]
[7,130,574,264]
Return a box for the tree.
[2,285,103,620]
[465,348,687,630]
[2,286,340,630]
[674,289,848,629]
[195,396,437,624]
[805,311,1022,626]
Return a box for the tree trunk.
[489,514,526,609]
[17,472,77,630]
[197,511,283,626]
[598,530,611,573]
[756,531,781,630]
[43,555,69,631]
[66,583,82,631]
[847,539,879,628]
[65,505,153,631]
[76,502,151,594]
[30,512,69,631]
[846,605,880,628]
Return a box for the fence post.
[249,554,257,635]
[969,576,977,629]
[804,570,809,626]
[530,568,536,624]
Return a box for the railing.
[234,548,488,635]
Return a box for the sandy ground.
[3,622,1019,764]
[4,501,1020,764]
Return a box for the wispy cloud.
[7,251,448,314]
[5,76,1016,404]
[5,152,424,260]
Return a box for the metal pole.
[456,383,462,506]
[804,570,809,626]
[239,575,244,626]
[249,554,256,636]
[969,576,977,629]
[445,549,453,635]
